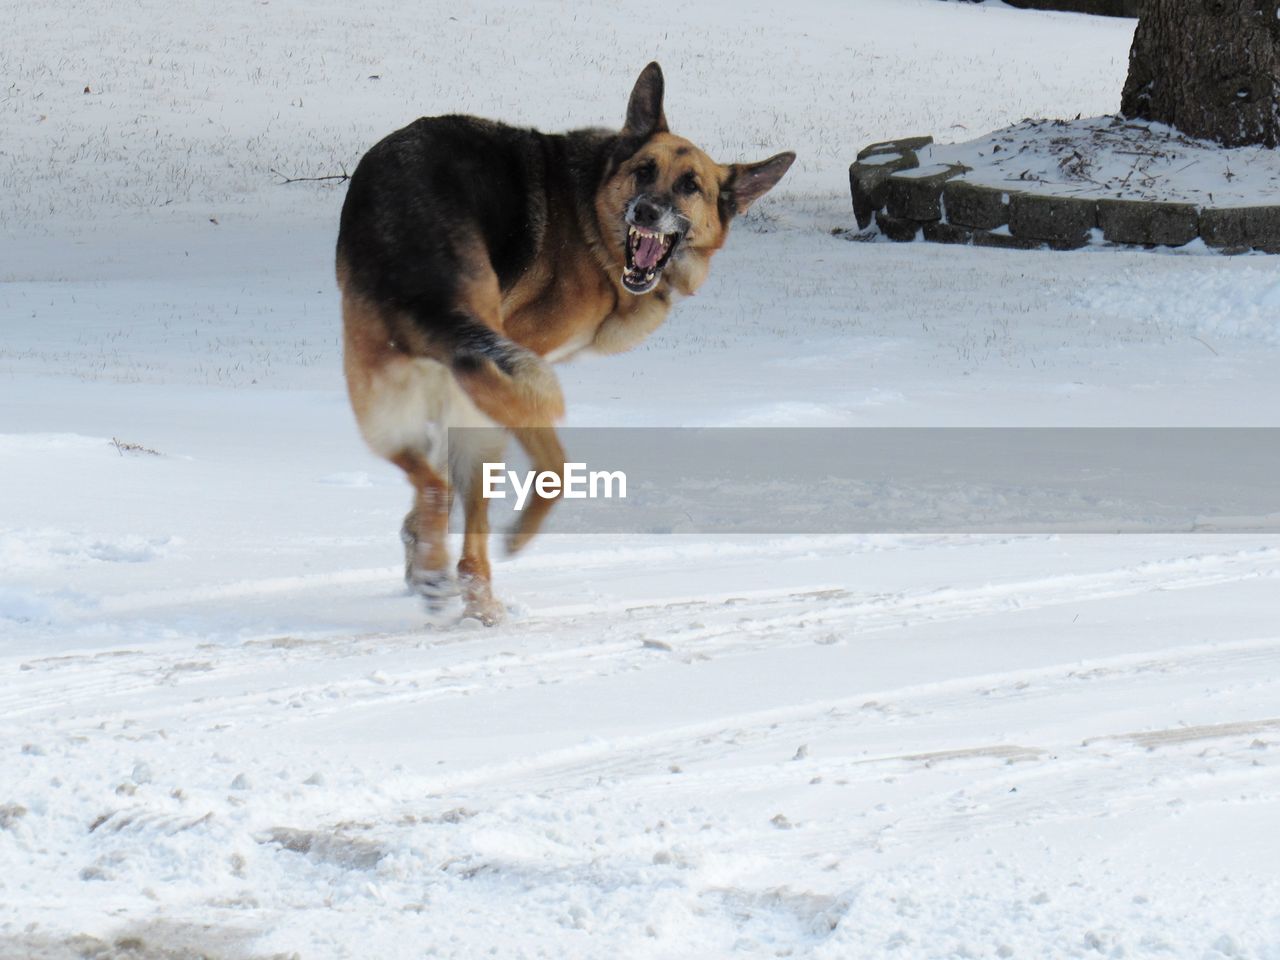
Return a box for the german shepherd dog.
[336,63,794,624]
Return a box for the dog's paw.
[407,569,458,611]
[504,527,536,556]
[461,596,505,627]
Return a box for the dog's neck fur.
[562,128,640,295]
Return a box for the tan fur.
[453,234,507,335]
[453,439,507,625]
[499,208,621,360]
[502,426,568,553]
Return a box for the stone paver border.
[850,135,1280,254]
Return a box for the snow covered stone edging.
[850,118,1280,254]
[949,0,1140,15]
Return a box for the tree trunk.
[1121,0,1280,148]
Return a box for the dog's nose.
[632,198,661,228]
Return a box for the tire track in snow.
[247,646,1280,916]
[89,535,1003,616]
[129,564,1280,733]
[291,634,1280,806]
[2,548,1277,731]
[355,643,1280,888]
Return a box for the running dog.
[336,62,794,624]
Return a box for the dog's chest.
[589,291,674,357]
[507,274,674,362]
[542,326,598,363]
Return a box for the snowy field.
[3,1,1280,957]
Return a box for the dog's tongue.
[634,234,664,269]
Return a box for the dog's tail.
[443,317,565,428]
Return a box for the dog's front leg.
[457,458,504,625]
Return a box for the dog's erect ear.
[622,62,668,140]
[723,152,796,215]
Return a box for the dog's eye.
[675,173,700,196]
[634,161,657,185]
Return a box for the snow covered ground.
[3,0,1279,957]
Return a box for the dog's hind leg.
[391,452,455,608]
[341,286,472,610]
[399,502,419,584]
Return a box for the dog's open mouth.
[622,225,680,295]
